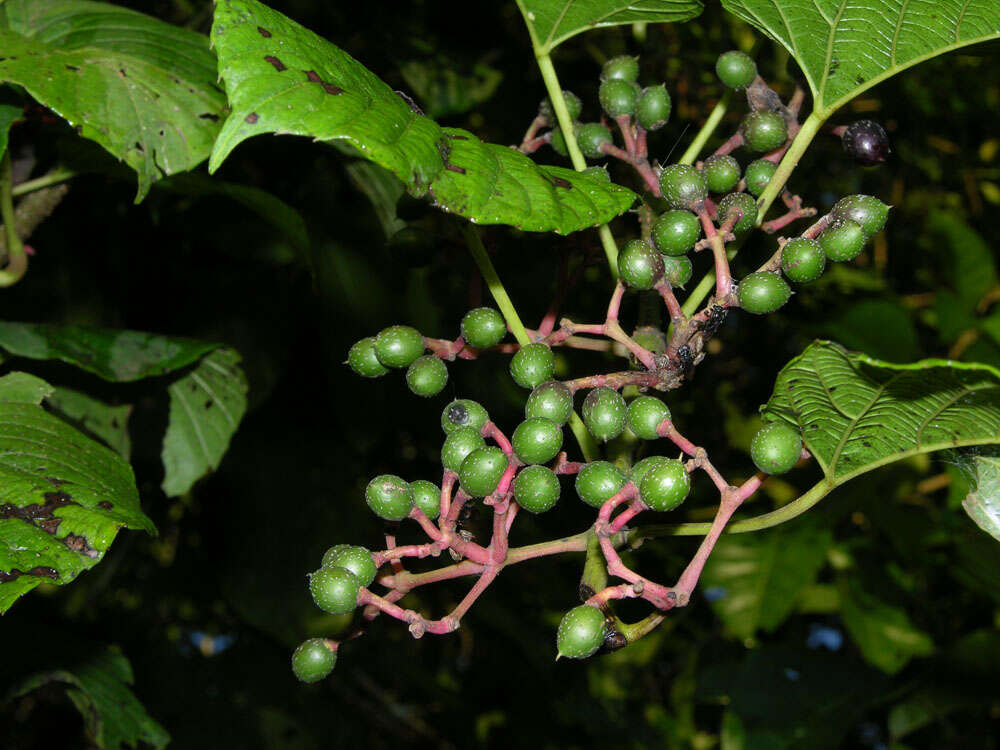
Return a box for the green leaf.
[0,98,19,161]
[0,370,54,404]
[342,159,407,239]
[928,211,997,312]
[399,58,503,119]
[0,321,217,381]
[0,0,225,200]
[839,578,934,674]
[701,523,832,639]
[161,347,248,496]
[959,451,1000,542]
[208,0,635,235]
[46,387,132,460]
[0,375,154,614]
[516,0,704,54]
[721,0,1000,117]
[822,299,921,363]
[762,341,1000,484]
[9,646,169,749]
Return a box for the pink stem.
[696,207,733,299]
[609,499,646,534]
[482,421,514,456]
[711,131,744,157]
[615,115,638,156]
[654,281,685,323]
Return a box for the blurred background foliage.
[2,0,999,748]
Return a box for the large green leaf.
[960,451,1000,542]
[47,386,132,460]
[701,524,832,639]
[9,646,169,749]
[0,0,225,200]
[208,0,635,235]
[721,0,1000,117]
[516,0,704,54]
[0,372,154,614]
[839,578,934,674]
[762,341,1000,483]
[0,98,19,161]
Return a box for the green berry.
[659,164,708,210]
[626,396,670,440]
[750,422,803,475]
[556,605,606,659]
[525,381,574,425]
[630,327,667,370]
[781,237,826,283]
[411,479,441,520]
[459,446,509,497]
[577,123,613,160]
[636,84,671,130]
[374,325,425,368]
[406,355,448,397]
[830,195,890,237]
[618,239,664,290]
[601,55,639,83]
[583,166,611,182]
[717,192,758,236]
[441,426,486,472]
[629,455,669,488]
[702,154,741,194]
[461,307,507,349]
[309,566,360,614]
[513,465,561,513]
[716,50,757,89]
[582,387,626,443]
[365,474,414,521]
[652,210,701,256]
[321,545,376,587]
[737,271,792,314]
[639,459,690,511]
[819,219,867,262]
[512,417,563,465]
[599,79,639,119]
[662,255,693,287]
[441,399,489,434]
[510,343,555,389]
[539,90,582,125]
[347,337,388,378]
[550,127,568,156]
[744,159,777,198]
[575,461,626,508]
[741,110,789,153]
[292,638,337,683]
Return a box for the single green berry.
[292,638,337,683]
[601,55,640,83]
[374,325,425,368]
[538,90,582,125]
[750,422,803,475]
[525,381,574,425]
[406,355,448,397]
[461,307,507,349]
[321,545,376,587]
[717,192,758,236]
[513,465,561,513]
[510,343,556,389]
[702,154,741,194]
[365,474,414,521]
[575,461,626,508]
[659,164,708,210]
[652,210,701,256]
[662,255,693,287]
[636,84,671,130]
[716,50,757,89]
[830,195,890,237]
[737,272,792,314]
[629,455,669,488]
[512,417,563,465]
[550,127,569,157]
[411,479,441,520]
[441,426,486,473]
[309,566,361,615]
[347,337,388,378]
[740,110,789,153]
[583,166,611,182]
[781,237,826,283]
[626,396,671,440]
[618,239,664,290]
[441,399,489,434]
[459,446,509,497]
[819,219,867,262]
[639,459,690,511]
[582,387,627,443]
[599,79,639,119]
[744,159,777,198]
[577,123,613,160]
[556,605,606,659]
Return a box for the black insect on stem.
[697,305,728,340]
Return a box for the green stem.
[11,167,76,197]
[0,150,27,287]
[754,111,825,225]
[678,90,732,165]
